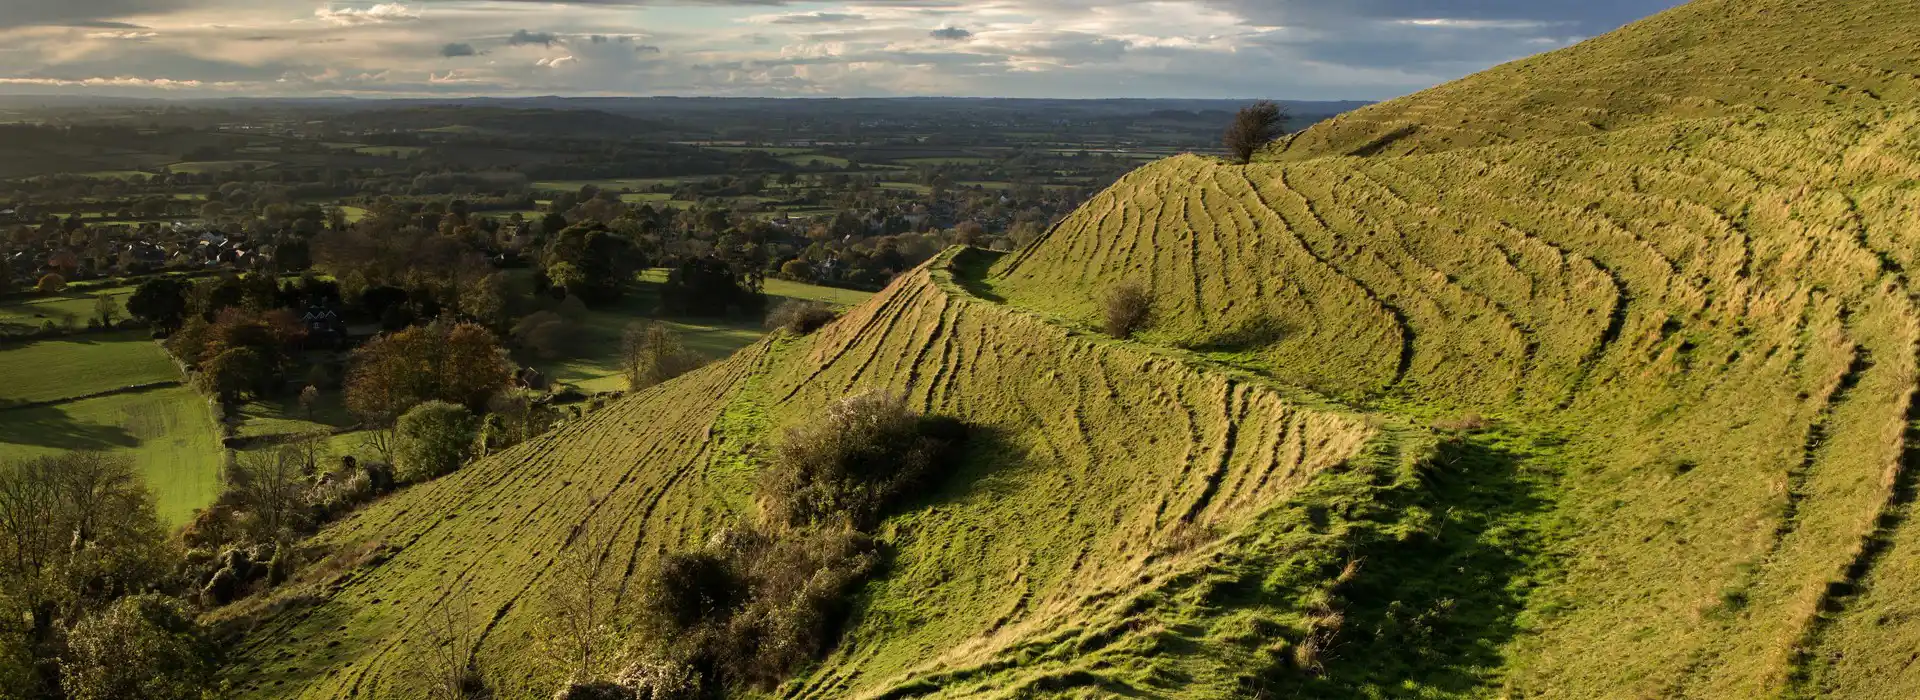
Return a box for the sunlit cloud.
[0,0,1688,98]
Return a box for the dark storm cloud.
[0,0,194,29]
[441,43,478,57]
[509,29,558,46]
[929,27,973,41]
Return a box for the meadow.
[0,333,221,524]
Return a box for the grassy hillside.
[995,100,1920,698]
[1275,0,1920,159]
[220,250,1432,698]
[229,0,1920,696]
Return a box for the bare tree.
[539,510,629,684]
[421,581,488,700]
[1224,100,1288,164]
[227,447,312,544]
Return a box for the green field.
[702,145,817,155]
[0,332,179,405]
[0,285,137,333]
[532,178,690,193]
[533,272,876,392]
[167,160,277,174]
[353,146,425,158]
[780,153,851,168]
[894,156,995,166]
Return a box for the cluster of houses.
[4,224,279,289]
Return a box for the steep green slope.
[995,102,1920,696]
[223,251,1407,698]
[1275,0,1920,159]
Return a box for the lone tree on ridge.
[1224,100,1288,164]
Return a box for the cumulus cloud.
[0,0,1690,99]
[509,29,559,46]
[315,3,420,26]
[0,76,241,89]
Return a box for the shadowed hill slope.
[1274,0,1920,160]
[223,251,1409,699]
[992,104,1920,696]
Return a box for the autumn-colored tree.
[345,320,513,425]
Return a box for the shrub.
[641,551,744,632]
[1100,281,1154,339]
[633,527,877,692]
[61,594,218,700]
[621,322,705,391]
[394,401,479,483]
[514,310,575,360]
[765,300,839,335]
[760,392,967,529]
[35,273,65,294]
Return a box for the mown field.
[0,333,221,523]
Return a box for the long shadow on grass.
[0,404,139,450]
[1263,436,1552,698]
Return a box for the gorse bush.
[1101,281,1154,339]
[760,392,968,529]
[765,300,840,336]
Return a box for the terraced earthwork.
[229,0,1920,696]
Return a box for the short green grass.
[0,385,221,524]
[0,332,179,405]
[532,272,875,392]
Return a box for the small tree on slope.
[1224,100,1288,164]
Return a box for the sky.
[0,0,1689,100]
